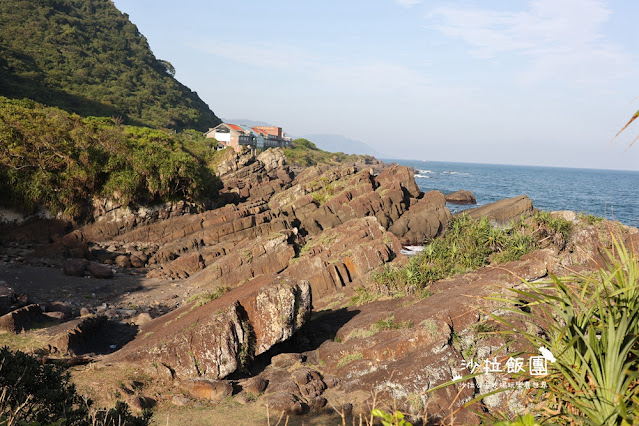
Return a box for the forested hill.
[0,0,220,131]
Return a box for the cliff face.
[0,0,220,130]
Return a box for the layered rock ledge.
[2,148,635,423]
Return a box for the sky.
[112,0,639,170]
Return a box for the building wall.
[206,123,290,153]
[254,126,282,138]
[215,132,231,143]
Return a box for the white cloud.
[189,40,309,72]
[395,0,422,7]
[188,39,431,94]
[431,0,632,85]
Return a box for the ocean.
[387,159,639,228]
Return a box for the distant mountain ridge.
[0,0,220,130]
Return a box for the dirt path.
[0,259,193,319]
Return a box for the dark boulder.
[63,258,88,277]
[445,190,477,205]
[87,263,114,279]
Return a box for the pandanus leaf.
[611,109,639,149]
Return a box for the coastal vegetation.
[371,212,572,296]
[283,138,368,166]
[0,347,150,425]
[421,234,639,424]
[613,107,639,148]
[482,239,639,424]
[0,0,225,221]
[0,0,220,130]
[0,97,219,220]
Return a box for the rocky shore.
[1,148,637,424]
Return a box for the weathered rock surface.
[0,304,47,333]
[291,250,559,422]
[146,252,205,280]
[388,190,451,245]
[285,217,400,301]
[241,375,268,395]
[0,285,17,316]
[445,189,477,205]
[47,315,107,354]
[463,195,535,224]
[66,157,449,313]
[46,301,74,319]
[262,366,329,414]
[44,315,137,355]
[111,277,311,380]
[37,230,88,259]
[0,286,28,318]
[257,148,287,173]
[187,233,296,290]
[81,201,196,242]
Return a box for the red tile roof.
[226,123,242,132]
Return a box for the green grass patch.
[372,315,412,332]
[336,352,363,368]
[344,315,412,342]
[186,286,231,308]
[532,211,573,249]
[420,319,439,338]
[297,231,339,257]
[371,212,574,298]
[349,286,380,306]
[579,212,603,225]
[282,138,360,166]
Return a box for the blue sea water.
[386,159,639,228]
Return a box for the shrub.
[531,211,573,249]
[283,138,358,166]
[486,237,639,424]
[0,347,150,425]
[0,97,219,220]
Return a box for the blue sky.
[112,0,639,170]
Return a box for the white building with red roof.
[205,123,292,152]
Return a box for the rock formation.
[2,148,635,423]
[111,277,311,380]
[389,190,452,245]
[463,195,535,224]
[445,189,477,205]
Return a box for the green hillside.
[0,0,220,131]
[283,138,369,166]
[0,97,219,220]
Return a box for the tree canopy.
[0,0,220,131]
